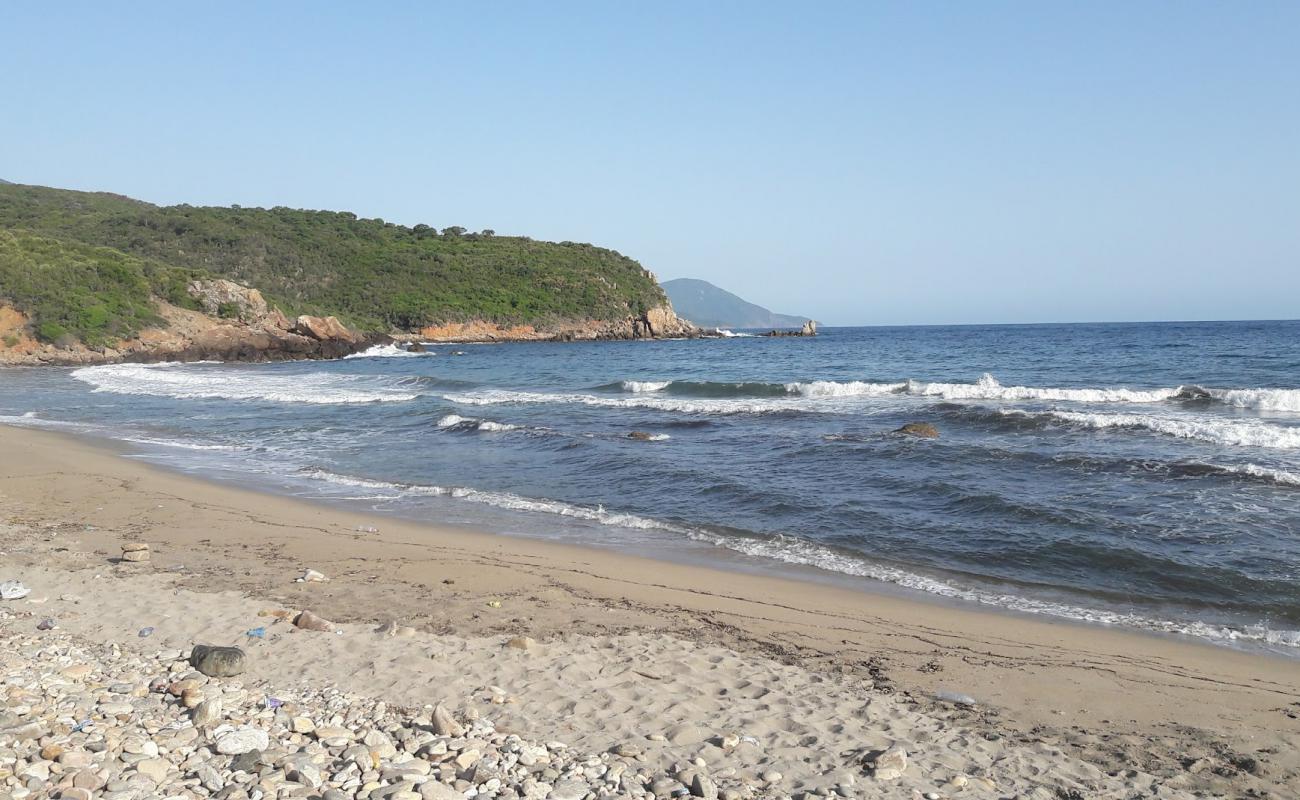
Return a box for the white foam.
[1219,463,1300,487]
[343,344,433,359]
[1208,387,1300,413]
[788,380,907,397]
[908,373,1184,403]
[680,529,1300,650]
[302,470,683,532]
[72,363,421,404]
[715,329,755,338]
[0,411,244,451]
[441,389,826,415]
[1007,408,1300,449]
[621,380,672,393]
[435,414,518,432]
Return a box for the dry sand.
[1,424,1298,798]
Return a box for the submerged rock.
[895,422,939,438]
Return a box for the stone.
[299,568,328,583]
[181,687,205,708]
[870,745,907,780]
[418,782,462,800]
[761,770,783,784]
[431,704,464,737]
[135,758,170,783]
[547,779,588,800]
[506,636,537,651]
[895,422,939,438]
[291,716,316,734]
[60,789,94,800]
[691,773,719,800]
[229,749,263,773]
[216,727,269,755]
[121,542,150,562]
[192,698,224,727]
[314,726,355,746]
[190,644,246,677]
[61,664,94,680]
[294,610,335,632]
[39,744,64,760]
[627,431,654,441]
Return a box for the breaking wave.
[620,380,672,393]
[343,344,434,359]
[1002,408,1300,449]
[72,363,422,404]
[435,414,518,433]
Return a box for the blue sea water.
[3,321,1299,653]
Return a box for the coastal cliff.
[0,182,708,365]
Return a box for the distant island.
[663,278,812,330]
[0,182,705,365]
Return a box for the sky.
[2,2,1297,326]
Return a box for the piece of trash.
[1,580,31,600]
[265,696,284,709]
[71,719,92,733]
[246,627,267,639]
[486,600,502,608]
[138,627,155,638]
[37,618,56,630]
[296,568,329,583]
[935,690,978,707]
[354,525,379,533]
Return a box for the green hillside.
[0,182,669,342]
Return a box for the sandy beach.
[2,424,1298,799]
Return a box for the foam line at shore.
[72,363,422,404]
[298,468,1300,652]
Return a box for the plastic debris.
[71,719,92,733]
[296,568,329,583]
[486,600,502,608]
[1,580,31,600]
[265,696,284,709]
[935,690,978,707]
[246,627,267,639]
[138,627,155,638]
[354,525,379,533]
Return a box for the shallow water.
[3,320,1299,654]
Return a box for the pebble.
[121,542,150,562]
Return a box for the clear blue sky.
[3,2,1296,325]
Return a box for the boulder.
[895,422,939,438]
[189,645,246,678]
[294,315,358,343]
[801,320,818,336]
[627,431,654,441]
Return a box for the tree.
[442,226,466,237]
[481,229,495,237]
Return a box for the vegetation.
[0,183,669,342]
[0,230,202,345]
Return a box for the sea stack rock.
[121,542,150,562]
[801,320,817,336]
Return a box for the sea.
[2,320,1299,655]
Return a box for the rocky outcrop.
[0,301,378,366]
[293,315,359,343]
[760,320,817,337]
[186,280,269,322]
[410,304,711,344]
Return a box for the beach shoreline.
[2,423,1298,797]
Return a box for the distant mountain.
[662,278,810,329]
[0,179,11,184]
